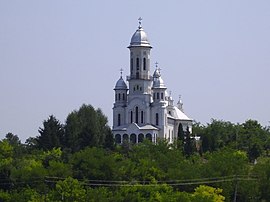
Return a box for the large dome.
[128,25,151,48]
[114,76,128,90]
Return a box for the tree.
[70,147,116,180]
[192,185,225,202]
[48,177,86,202]
[36,115,64,150]
[252,157,270,201]
[4,133,21,146]
[239,120,267,161]
[64,104,112,152]
[0,140,13,190]
[184,126,195,156]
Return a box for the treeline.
[0,104,269,201]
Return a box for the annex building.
[112,20,193,144]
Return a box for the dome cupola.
[114,76,128,90]
[152,65,166,89]
[128,18,151,48]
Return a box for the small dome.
[129,25,151,48]
[152,68,166,89]
[153,69,161,78]
[114,76,127,90]
[153,76,166,89]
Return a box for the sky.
[1,0,270,142]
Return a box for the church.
[112,20,193,144]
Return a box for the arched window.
[131,58,133,71]
[135,107,139,124]
[138,134,144,143]
[118,93,121,100]
[118,114,121,126]
[123,134,129,143]
[141,111,144,123]
[130,134,136,144]
[115,134,121,144]
[143,58,146,70]
[146,133,152,142]
[155,113,159,126]
[136,58,139,69]
[130,111,133,123]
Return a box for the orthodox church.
[112,20,192,144]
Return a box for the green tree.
[184,126,195,156]
[70,147,116,180]
[65,104,113,152]
[192,185,225,202]
[236,120,269,161]
[0,140,13,190]
[36,115,64,150]
[252,157,270,201]
[48,177,86,202]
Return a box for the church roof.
[168,106,192,121]
[128,24,151,48]
[112,123,159,131]
[114,76,128,90]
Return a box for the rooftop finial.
[120,68,124,77]
[155,61,158,69]
[138,17,143,28]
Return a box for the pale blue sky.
[1,0,270,142]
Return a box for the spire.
[177,95,184,112]
[120,68,123,78]
[153,62,161,78]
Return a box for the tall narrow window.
[153,93,155,100]
[131,58,133,71]
[118,114,121,126]
[135,107,139,124]
[136,58,139,69]
[156,113,159,126]
[131,111,133,123]
[161,93,164,100]
[141,111,144,123]
[118,93,121,100]
[157,92,160,100]
[122,93,125,100]
[143,58,146,70]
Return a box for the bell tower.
[127,18,152,96]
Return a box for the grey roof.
[114,76,128,90]
[152,69,166,89]
[167,106,192,121]
[128,25,151,48]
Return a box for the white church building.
[112,20,193,144]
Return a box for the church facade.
[112,21,193,144]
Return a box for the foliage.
[48,177,86,201]
[192,185,225,202]
[36,115,65,150]
[65,104,113,152]
[1,104,270,201]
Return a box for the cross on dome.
[120,68,124,77]
[155,62,162,72]
[138,17,143,28]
